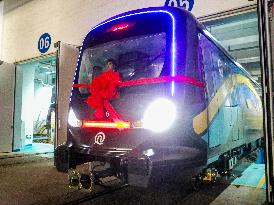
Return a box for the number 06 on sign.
[38,33,51,53]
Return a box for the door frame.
[54,41,79,147]
[258,0,274,202]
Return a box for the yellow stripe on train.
[193,74,260,135]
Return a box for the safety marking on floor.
[257,174,265,189]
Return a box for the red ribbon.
[73,74,205,121]
[119,75,205,88]
[73,75,205,89]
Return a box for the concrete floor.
[0,154,267,205]
[210,185,266,205]
[0,157,72,205]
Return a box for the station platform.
[210,185,266,205]
[0,143,54,160]
[18,143,54,154]
[232,163,266,189]
[209,162,266,205]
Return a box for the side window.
[211,50,223,93]
[199,33,234,101]
[199,33,225,99]
[199,34,214,98]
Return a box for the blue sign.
[165,0,195,11]
[38,33,51,53]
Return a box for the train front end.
[63,7,208,188]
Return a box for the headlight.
[68,108,82,127]
[142,98,176,133]
[143,149,155,157]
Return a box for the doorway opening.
[13,56,56,155]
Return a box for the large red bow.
[86,71,121,119]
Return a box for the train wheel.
[54,144,69,173]
[191,176,203,191]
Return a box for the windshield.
[78,33,166,94]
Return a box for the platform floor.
[210,185,265,205]
[18,143,54,154]
[232,163,266,189]
[0,143,54,160]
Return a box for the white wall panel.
[0,63,15,152]
[0,1,3,60]
[2,0,255,63]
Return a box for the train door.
[230,87,240,142]
[239,91,245,141]
[0,62,15,152]
[231,104,239,142]
[56,42,79,146]
[210,47,228,146]
[217,55,237,145]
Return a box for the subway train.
[55,7,263,188]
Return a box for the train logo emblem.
[94,132,105,145]
[165,0,195,11]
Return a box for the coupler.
[68,169,94,192]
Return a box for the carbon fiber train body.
[57,7,263,187]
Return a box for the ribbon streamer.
[73,74,205,122]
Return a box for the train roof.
[99,6,196,27]
[83,6,196,41]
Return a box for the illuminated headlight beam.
[143,98,176,133]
